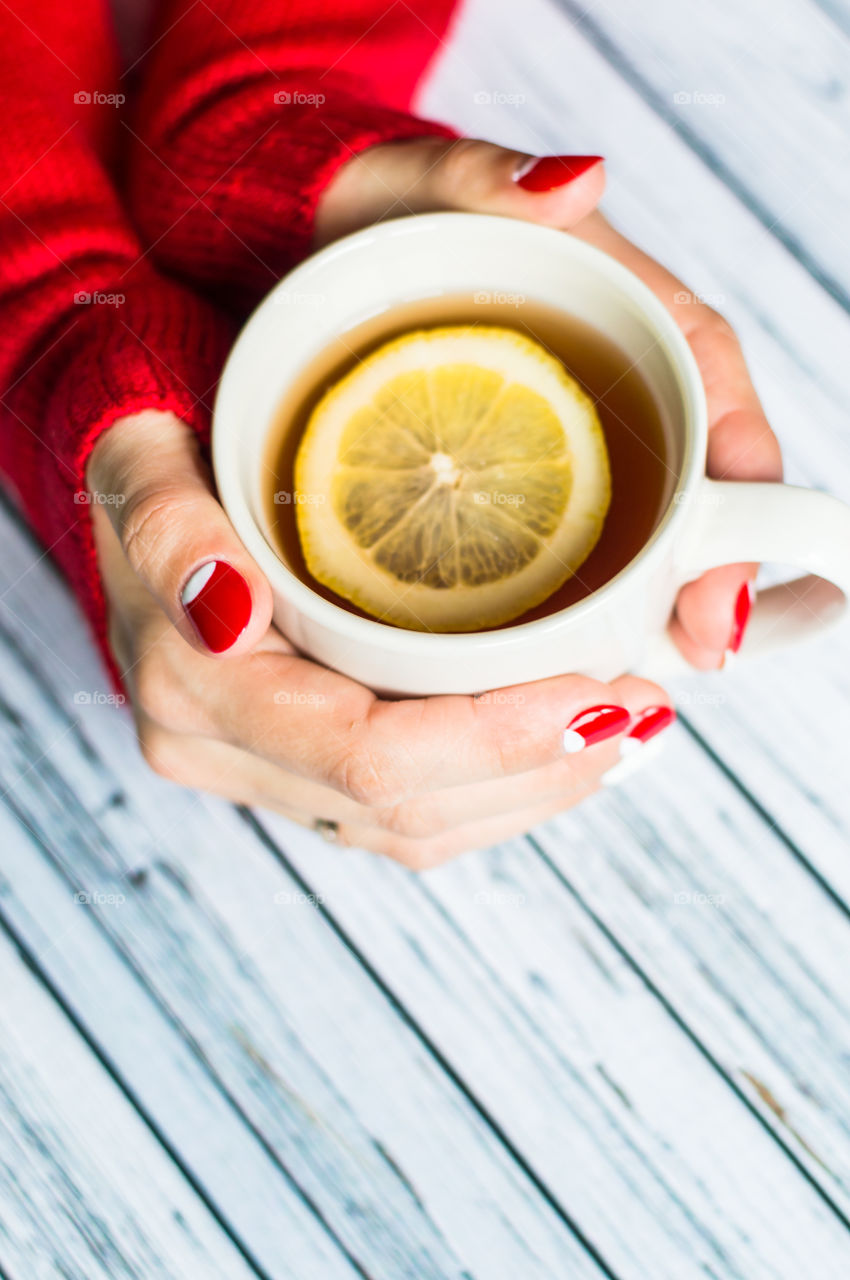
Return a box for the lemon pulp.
[293,325,611,631]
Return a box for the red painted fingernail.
[512,154,603,192]
[563,704,630,753]
[626,705,676,748]
[181,560,251,652]
[728,581,755,655]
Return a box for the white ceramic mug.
[212,212,850,697]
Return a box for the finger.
[671,317,782,665]
[671,567,756,668]
[314,137,605,245]
[135,671,672,837]
[86,409,273,656]
[134,715,594,826]
[347,682,673,864]
[358,674,674,834]
[133,715,594,845]
[211,651,669,808]
[277,785,600,868]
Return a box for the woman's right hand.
[87,409,674,867]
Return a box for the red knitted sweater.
[0,0,458,686]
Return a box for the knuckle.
[132,649,191,732]
[609,674,669,709]
[119,485,186,581]
[333,750,405,809]
[137,722,184,783]
[105,611,130,672]
[699,306,738,346]
[436,138,488,199]
[376,800,442,840]
[133,651,171,722]
[404,837,453,871]
[385,838,438,871]
[560,676,616,708]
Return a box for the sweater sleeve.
[0,0,235,690]
[126,0,460,314]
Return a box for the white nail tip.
[511,155,539,182]
[562,728,587,754]
[181,561,217,606]
[601,733,667,787]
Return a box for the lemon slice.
[293,325,611,631]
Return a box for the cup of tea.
[212,212,850,696]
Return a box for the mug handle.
[639,480,850,681]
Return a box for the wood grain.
[0,924,258,1280]
[419,0,850,894]
[2,0,850,1275]
[261,811,850,1279]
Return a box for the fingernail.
[512,154,603,192]
[727,581,755,655]
[620,705,676,755]
[181,560,251,652]
[563,704,630,753]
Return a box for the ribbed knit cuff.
[130,90,458,312]
[3,276,234,694]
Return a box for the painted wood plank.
[0,804,361,1280]
[816,0,850,36]
[532,725,850,1209]
[261,812,850,1280]
[0,924,258,1280]
[551,0,850,310]
[0,535,607,1280]
[0,4,847,1278]
[4,502,849,1274]
[419,0,850,890]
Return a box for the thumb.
[314,138,605,246]
[86,409,273,656]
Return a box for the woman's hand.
[317,138,784,668]
[87,409,672,867]
[571,212,783,667]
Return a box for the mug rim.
[213,211,707,656]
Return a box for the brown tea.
[262,294,675,629]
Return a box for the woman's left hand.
[317,138,783,668]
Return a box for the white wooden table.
[2,0,850,1275]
